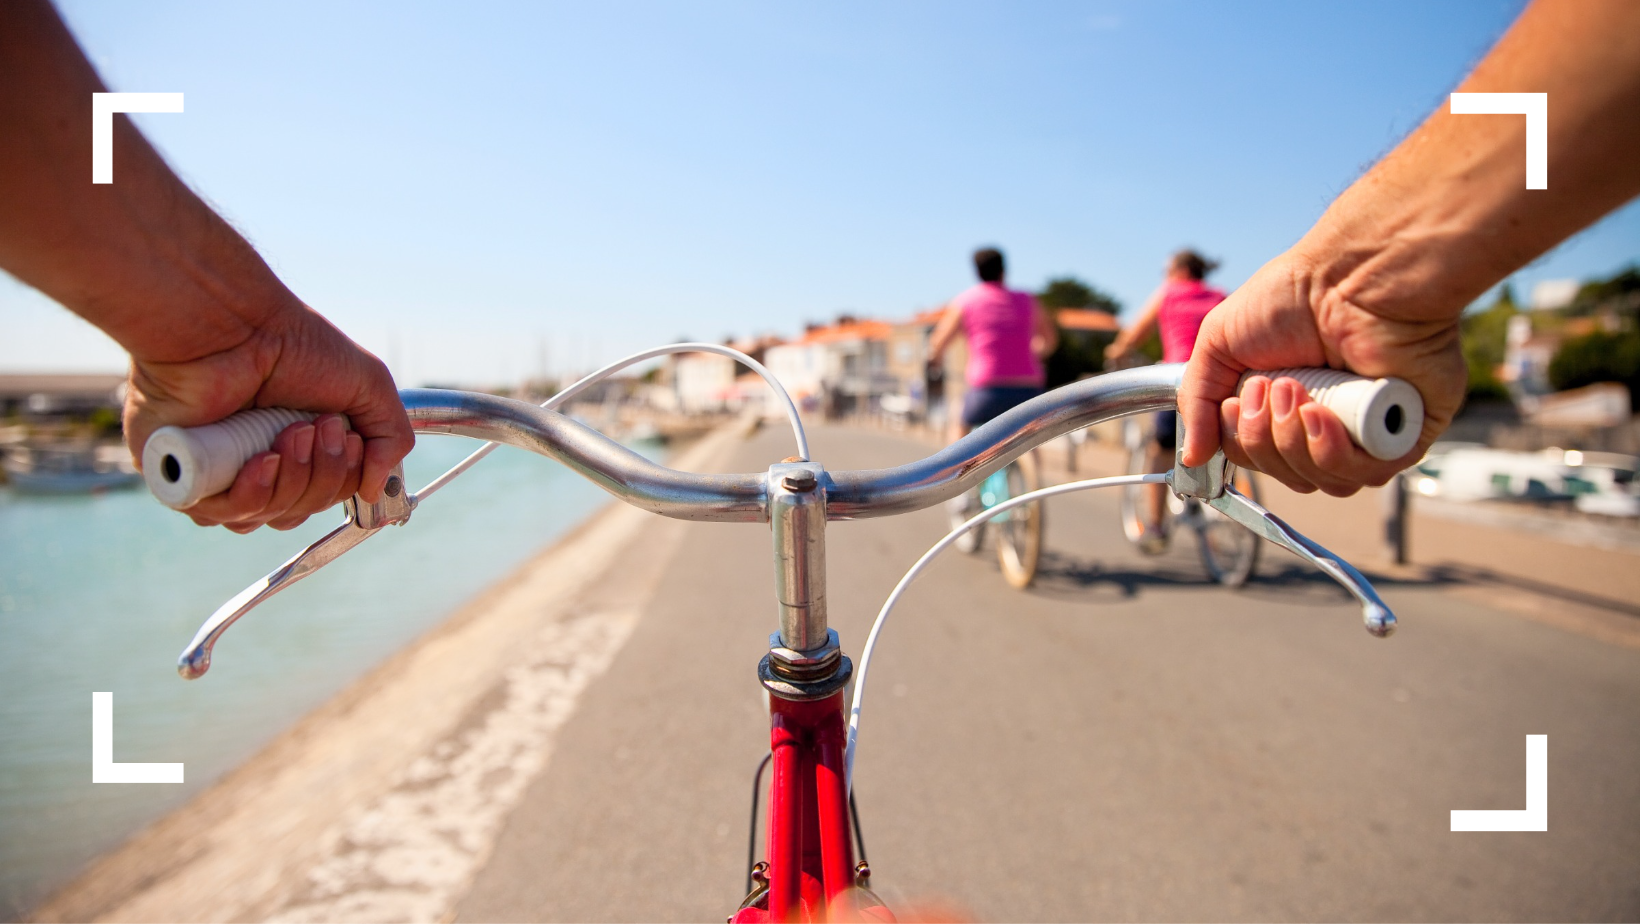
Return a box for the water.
[0,434,661,918]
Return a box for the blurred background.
[3,1,1638,920]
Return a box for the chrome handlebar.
[176,364,1398,679]
[399,364,1182,522]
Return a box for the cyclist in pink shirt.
[927,247,1057,549]
[1107,249,1226,550]
[928,247,1058,439]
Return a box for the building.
[1054,308,1121,339]
[0,373,126,420]
[882,310,945,422]
[764,318,896,419]
[1502,314,1617,398]
[666,337,783,414]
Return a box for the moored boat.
[1,443,141,494]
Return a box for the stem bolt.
[782,470,817,492]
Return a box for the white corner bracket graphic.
[1451,734,1546,832]
[1449,92,1547,190]
[92,692,184,784]
[92,92,184,184]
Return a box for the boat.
[1,443,142,494]
[1413,443,1639,517]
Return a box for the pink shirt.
[953,283,1044,387]
[1157,279,1226,364]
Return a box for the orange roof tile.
[799,319,894,344]
[1056,309,1121,332]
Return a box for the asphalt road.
[455,423,1640,922]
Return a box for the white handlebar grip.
[1241,369,1423,461]
[142,408,320,509]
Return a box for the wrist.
[90,201,304,364]
[1288,176,1487,330]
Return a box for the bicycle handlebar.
[145,365,1422,517]
[400,364,1186,522]
[157,363,1422,678]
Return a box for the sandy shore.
[31,424,741,924]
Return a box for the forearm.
[0,0,298,363]
[1295,0,1640,326]
[927,306,960,360]
[1110,300,1159,355]
[1034,318,1058,358]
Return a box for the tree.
[1568,264,1640,316]
[1459,285,1518,400]
[1037,276,1123,387]
[1549,329,1640,405]
[1037,276,1121,314]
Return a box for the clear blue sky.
[5,0,1637,386]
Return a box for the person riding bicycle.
[926,247,1056,553]
[1105,249,1225,552]
[926,247,1058,439]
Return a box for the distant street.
[456,422,1640,922]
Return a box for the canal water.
[0,433,661,918]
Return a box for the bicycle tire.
[997,453,1044,589]
[1120,419,1171,554]
[1195,467,1262,587]
[948,488,985,554]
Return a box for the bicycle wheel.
[1119,419,1149,546]
[1120,418,1172,553]
[947,487,985,554]
[996,453,1044,589]
[1196,467,1262,587]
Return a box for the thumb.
[346,385,414,503]
[1178,335,1245,467]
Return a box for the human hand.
[124,304,414,532]
[1178,251,1467,496]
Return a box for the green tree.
[1459,284,1518,399]
[1568,264,1640,316]
[1038,276,1123,387]
[1549,329,1640,405]
[1037,276,1121,314]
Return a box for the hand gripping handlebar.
[152,365,1421,678]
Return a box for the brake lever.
[176,466,416,679]
[1204,488,1395,637]
[1170,442,1395,638]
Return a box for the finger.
[1234,376,1315,492]
[189,452,282,527]
[1178,335,1246,468]
[1217,397,1257,472]
[1297,403,1410,491]
[1267,380,1362,496]
[346,364,414,503]
[327,431,365,508]
[1271,378,1407,497]
[358,430,410,503]
[255,422,318,528]
[269,415,349,530]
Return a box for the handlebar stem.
[768,462,829,651]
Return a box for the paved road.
[456,423,1640,922]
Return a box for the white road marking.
[267,608,639,923]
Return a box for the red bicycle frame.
[733,690,891,922]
